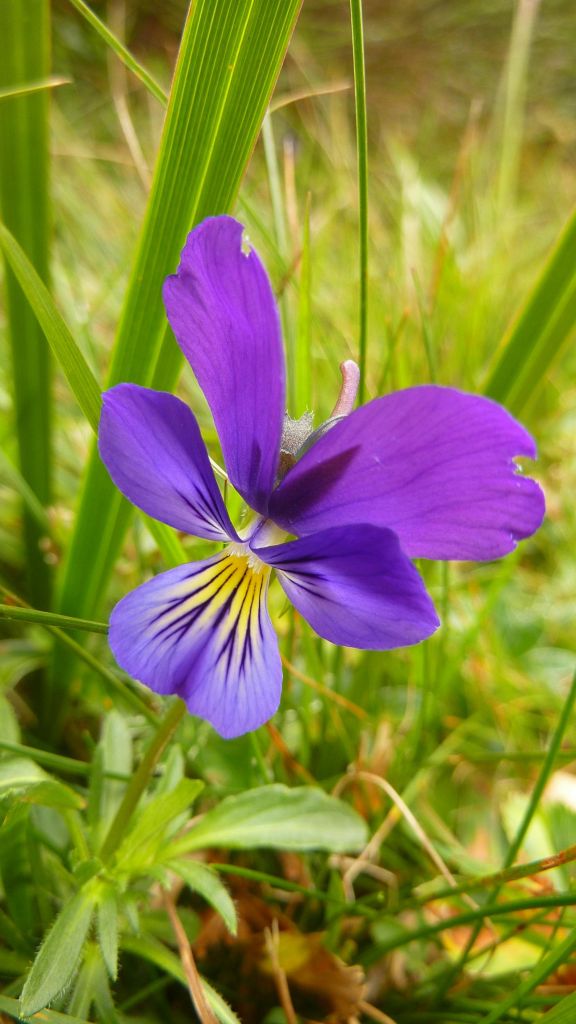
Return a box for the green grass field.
[1,2,576,1022]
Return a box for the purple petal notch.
[270,386,545,561]
[163,216,285,514]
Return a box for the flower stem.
[349,0,369,404]
[99,698,187,863]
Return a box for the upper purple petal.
[253,524,439,649]
[99,383,238,543]
[269,386,545,561]
[163,216,285,514]
[109,553,282,739]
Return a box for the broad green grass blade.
[55,1,302,672]
[0,0,52,608]
[485,204,576,413]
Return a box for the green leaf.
[55,0,303,692]
[169,859,237,935]
[96,889,118,981]
[166,784,369,856]
[0,758,85,810]
[121,935,241,1024]
[485,204,576,413]
[19,885,97,1016]
[115,778,204,871]
[0,0,52,608]
[0,806,36,936]
[0,993,96,1024]
[98,710,133,838]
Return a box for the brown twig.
[264,919,298,1024]
[281,654,368,720]
[164,892,218,1024]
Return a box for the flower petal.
[269,386,545,561]
[109,552,281,738]
[253,525,439,649]
[99,384,238,542]
[163,216,285,514]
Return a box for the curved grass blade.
[0,221,101,430]
[0,222,183,572]
[485,204,576,413]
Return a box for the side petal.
[109,552,281,739]
[253,525,439,650]
[269,386,545,561]
[99,384,238,542]
[163,216,285,514]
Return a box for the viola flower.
[99,216,545,738]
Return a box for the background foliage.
[1,1,576,1022]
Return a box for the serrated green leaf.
[169,859,237,935]
[96,889,118,981]
[115,778,204,871]
[121,935,241,1024]
[166,784,369,856]
[0,993,96,1024]
[0,758,84,809]
[19,885,97,1016]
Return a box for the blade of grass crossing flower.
[485,204,576,414]
[0,0,52,609]
[0,603,108,633]
[55,0,303,707]
[349,0,369,404]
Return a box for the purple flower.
[98,216,545,739]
